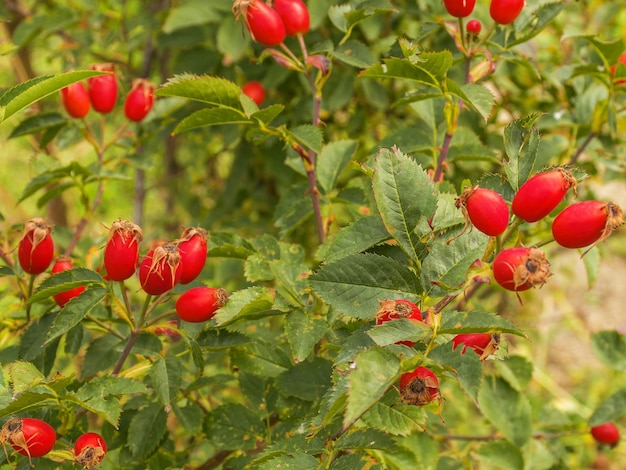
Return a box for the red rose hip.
[61,82,90,118]
[512,168,577,223]
[399,366,440,406]
[466,19,482,35]
[124,79,156,122]
[74,432,107,467]
[18,218,54,275]
[176,286,229,323]
[104,219,143,281]
[273,0,310,36]
[242,81,266,106]
[138,242,183,295]
[175,227,208,284]
[443,0,476,18]
[0,417,56,459]
[552,201,624,249]
[375,299,423,347]
[88,63,118,114]
[492,247,551,291]
[456,186,509,236]
[489,0,524,25]
[233,0,286,47]
[51,257,86,308]
[591,422,620,446]
[452,333,500,360]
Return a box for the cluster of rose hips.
[0,417,106,467]
[17,218,228,323]
[61,64,155,122]
[443,0,525,35]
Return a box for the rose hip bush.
[0,0,625,468]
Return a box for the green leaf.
[9,112,66,139]
[583,246,601,287]
[77,376,147,398]
[360,401,426,436]
[367,318,431,347]
[276,357,333,402]
[495,356,534,392]
[508,2,566,47]
[214,286,276,326]
[319,215,390,262]
[0,390,57,418]
[475,440,524,470]
[591,331,626,372]
[360,58,442,91]
[162,0,221,33]
[6,361,45,395]
[588,389,626,426]
[230,342,292,378]
[285,310,329,361]
[503,114,542,191]
[81,336,123,378]
[256,452,320,470]
[430,343,483,402]
[28,267,105,304]
[128,403,168,459]
[156,74,242,108]
[439,311,526,337]
[336,427,395,451]
[0,70,104,124]
[172,107,250,134]
[172,402,204,434]
[329,1,396,38]
[19,313,56,361]
[19,162,93,203]
[150,352,183,406]
[372,147,437,262]
[382,432,439,469]
[251,104,284,125]
[430,193,465,232]
[447,82,495,121]
[421,229,488,297]
[45,286,107,345]
[344,347,400,429]
[204,403,265,451]
[334,40,376,68]
[308,253,422,319]
[478,376,532,446]
[286,124,324,154]
[317,139,358,194]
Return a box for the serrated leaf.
[45,286,107,345]
[173,107,250,134]
[431,193,465,232]
[205,403,265,451]
[81,336,123,378]
[6,361,45,395]
[478,376,532,447]
[19,313,56,361]
[156,74,242,108]
[360,58,441,90]
[475,440,524,470]
[334,40,376,68]
[162,0,221,33]
[439,310,526,337]
[256,452,320,470]
[230,342,292,378]
[0,391,57,418]
[503,114,542,191]
[329,1,396,38]
[317,139,358,194]
[285,310,329,361]
[320,215,390,262]
[507,2,566,48]
[276,357,333,402]
[19,162,93,203]
[29,267,104,304]
[447,82,495,121]
[367,318,431,347]
[67,394,123,428]
[9,112,66,138]
[421,229,488,297]
[172,402,204,434]
[150,352,183,406]
[214,286,276,326]
[588,389,626,426]
[336,427,395,451]
[591,331,626,372]
[360,401,426,436]
[495,355,534,392]
[308,253,422,319]
[372,147,437,262]
[196,328,250,349]
[76,376,147,398]
[128,403,168,459]
[430,343,483,402]
[0,70,104,123]
[251,104,284,125]
[286,124,323,154]
[344,347,400,429]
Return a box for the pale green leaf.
[9,112,66,138]
[495,356,534,392]
[439,310,526,337]
[214,286,275,326]
[156,74,242,108]
[28,268,105,304]
[475,440,524,470]
[162,0,221,33]
[591,331,626,372]
[367,318,431,347]
[285,310,329,361]
[150,353,183,406]
[334,40,376,68]
[589,388,626,426]
[503,114,542,191]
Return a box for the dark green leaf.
[150,352,183,406]
[317,139,358,194]
[128,403,168,459]
[230,342,292,378]
[285,309,329,361]
[318,215,390,263]
[287,124,324,154]
[591,331,626,372]
[503,114,542,191]
[588,389,626,426]
[162,0,221,33]
[28,268,104,304]
[336,427,395,451]
[495,356,534,392]
[360,401,427,436]
[255,452,320,470]
[81,336,123,378]
[19,162,93,203]
[475,440,524,470]
[173,107,250,134]
[9,112,66,138]
[276,357,333,402]
[156,74,242,108]
[439,311,526,337]
[334,40,376,68]
[430,342,483,402]
[205,403,265,451]
[367,318,431,347]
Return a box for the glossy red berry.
[176,286,229,323]
[242,81,266,106]
[552,201,624,249]
[74,432,107,467]
[375,299,423,347]
[466,19,482,35]
[591,422,620,446]
[399,366,440,406]
[492,247,551,292]
[234,0,286,47]
[489,0,524,25]
[273,0,310,36]
[443,0,476,18]
[0,417,56,459]
[51,257,86,308]
[452,333,500,360]
[611,52,626,85]
[61,82,90,118]
[512,168,577,223]
[88,64,118,114]
[138,242,183,296]
[17,218,54,275]
[124,79,156,122]
[456,186,509,236]
[176,227,208,285]
[104,220,143,281]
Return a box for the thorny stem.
[568,131,596,165]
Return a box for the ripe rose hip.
[456,186,509,236]
[452,333,500,360]
[242,81,266,106]
[0,417,56,459]
[74,432,107,467]
[512,168,577,223]
[176,286,229,323]
[233,0,286,47]
[466,19,482,35]
[492,247,551,292]
[88,64,118,114]
[375,299,423,347]
[443,0,476,18]
[18,218,54,275]
[104,219,143,281]
[489,0,524,25]
[591,422,620,447]
[61,82,90,118]
[175,227,208,284]
[552,201,624,249]
[399,366,440,406]
[138,242,183,296]
[273,0,310,36]
[124,79,156,122]
[611,52,626,85]
[51,257,86,308]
